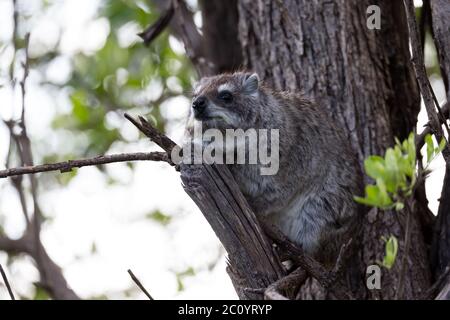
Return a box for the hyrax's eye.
[218,90,233,103]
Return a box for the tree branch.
[261,222,354,299]
[422,265,450,299]
[0,233,79,300]
[181,163,285,299]
[0,5,79,299]
[171,0,214,76]
[416,101,449,152]
[124,113,176,153]
[428,0,450,282]
[138,1,174,46]
[0,264,16,300]
[127,269,154,300]
[0,152,171,179]
[396,199,414,299]
[403,0,450,162]
[150,0,212,76]
[124,112,292,299]
[264,267,308,300]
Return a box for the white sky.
[0,0,447,300]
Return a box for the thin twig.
[264,266,308,300]
[4,121,30,225]
[422,266,450,300]
[19,33,30,126]
[429,82,450,136]
[396,200,413,300]
[416,101,449,152]
[124,113,177,153]
[260,221,352,299]
[138,1,174,46]
[419,0,430,61]
[171,0,213,76]
[0,264,16,300]
[9,0,18,82]
[261,222,328,283]
[403,0,450,162]
[0,152,171,179]
[127,269,154,300]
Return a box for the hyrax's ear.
[243,73,259,95]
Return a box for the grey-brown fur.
[184,72,363,266]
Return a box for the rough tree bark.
[180,164,285,299]
[199,0,243,73]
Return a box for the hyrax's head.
[190,72,260,129]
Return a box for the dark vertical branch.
[428,0,450,279]
[432,165,450,276]
[0,1,79,300]
[403,0,449,160]
[396,200,414,299]
[429,0,450,96]
[199,0,243,73]
[150,0,213,76]
[0,264,16,300]
[419,0,431,60]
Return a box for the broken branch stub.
[180,163,285,299]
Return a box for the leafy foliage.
[424,133,446,165]
[32,284,50,300]
[378,235,398,269]
[175,267,195,292]
[45,0,195,176]
[356,132,446,270]
[146,209,172,226]
[354,133,417,210]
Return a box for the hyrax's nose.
[192,96,207,113]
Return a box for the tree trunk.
[235,0,431,299]
[200,0,243,73]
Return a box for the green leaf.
[33,284,50,300]
[381,235,398,269]
[146,210,171,226]
[376,178,393,207]
[364,156,386,181]
[356,132,418,209]
[437,138,447,154]
[91,242,97,254]
[407,132,416,164]
[70,91,90,124]
[175,267,195,292]
[394,202,404,211]
[425,134,434,164]
[354,184,393,209]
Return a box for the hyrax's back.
[186,72,363,266]
[269,91,363,265]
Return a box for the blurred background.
[0,0,445,299]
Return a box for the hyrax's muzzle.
[192,95,208,120]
